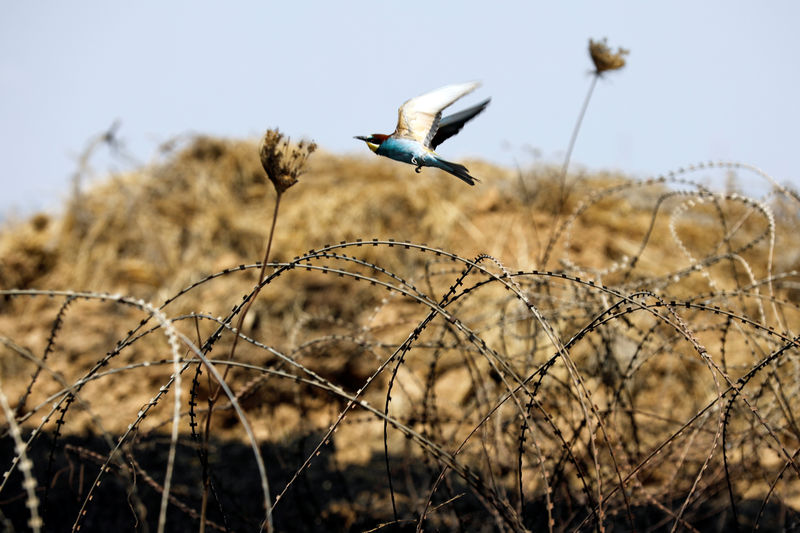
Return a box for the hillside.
[1,134,799,531]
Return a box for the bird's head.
[354,134,388,153]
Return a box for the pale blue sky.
[1,2,798,216]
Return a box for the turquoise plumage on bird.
[355,81,490,185]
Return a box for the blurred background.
[1,1,798,217]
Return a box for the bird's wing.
[393,81,481,147]
[430,98,491,150]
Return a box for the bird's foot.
[410,157,423,173]
[415,165,422,174]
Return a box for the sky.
[1,2,798,217]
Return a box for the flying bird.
[355,81,489,186]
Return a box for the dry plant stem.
[561,73,599,189]
[224,191,283,388]
[199,191,283,533]
[541,73,599,267]
[192,318,212,533]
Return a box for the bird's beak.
[354,136,379,153]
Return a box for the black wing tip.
[430,98,492,150]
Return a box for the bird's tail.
[433,157,478,186]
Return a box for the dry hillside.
[1,134,799,531]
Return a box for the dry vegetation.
[1,132,799,532]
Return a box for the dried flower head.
[259,128,317,194]
[589,38,629,74]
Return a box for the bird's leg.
[410,156,423,173]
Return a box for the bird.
[355,81,489,186]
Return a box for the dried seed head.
[589,38,629,74]
[259,128,317,194]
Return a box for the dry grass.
[1,134,800,531]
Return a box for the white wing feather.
[394,81,481,146]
